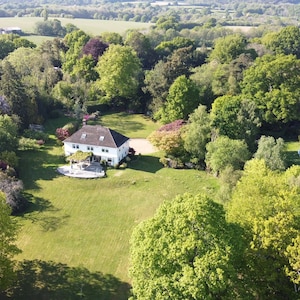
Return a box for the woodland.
[0,1,300,299]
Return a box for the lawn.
[11,114,219,299]
[0,16,153,37]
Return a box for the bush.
[0,173,28,214]
[18,138,40,151]
[62,122,79,135]
[56,128,70,141]
[23,129,48,142]
[0,151,18,168]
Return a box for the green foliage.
[205,136,250,174]
[241,54,300,123]
[209,34,248,64]
[227,160,300,296]
[96,44,142,103]
[263,26,300,58]
[159,75,200,123]
[0,38,15,59]
[0,114,19,152]
[0,192,20,291]
[182,105,211,162]
[130,193,242,299]
[18,137,41,151]
[34,19,66,37]
[254,135,286,171]
[0,151,18,168]
[210,95,261,148]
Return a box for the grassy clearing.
[286,141,300,166]
[13,114,219,298]
[91,112,161,138]
[0,17,153,36]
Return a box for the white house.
[63,125,129,166]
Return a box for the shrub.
[0,172,28,214]
[62,122,79,135]
[23,129,48,142]
[18,138,40,151]
[0,151,18,168]
[56,128,70,141]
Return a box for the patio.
[57,162,106,179]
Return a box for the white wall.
[64,141,129,165]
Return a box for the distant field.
[0,16,154,36]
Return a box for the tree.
[205,136,250,174]
[0,59,39,126]
[0,172,28,214]
[182,105,211,163]
[62,30,90,74]
[0,114,18,153]
[241,54,300,124]
[82,37,108,63]
[96,44,142,104]
[0,38,15,60]
[254,136,286,171]
[263,26,300,59]
[130,193,244,299]
[148,120,185,157]
[208,34,248,64]
[158,75,200,123]
[0,191,20,291]
[226,160,300,297]
[210,95,261,148]
[124,30,156,69]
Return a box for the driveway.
[129,139,157,154]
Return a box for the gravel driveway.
[129,139,157,154]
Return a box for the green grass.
[0,16,153,36]
[286,141,300,167]
[11,115,219,299]
[92,112,161,138]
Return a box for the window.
[99,136,104,141]
[91,147,94,151]
[106,149,108,153]
[87,146,90,150]
[76,145,79,149]
[102,149,105,152]
[72,144,75,149]
[81,133,87,139]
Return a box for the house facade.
[63,125,129,166]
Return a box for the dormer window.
[81,133,87,139]
[99,136,104,141]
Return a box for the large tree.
[241,54,300,124]
[158,75,200,123]
[208,34,248,64]
[205,136,250,174]
[210,95,261,148]
[0,192,20,291]
[182,105,211,163]
[96,44,142,105]
[227,160,300,297]
[130,193,244,299]
[254,135,286,171]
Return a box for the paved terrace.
[57,162,105,179]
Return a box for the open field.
[0,17,153,36]
[11,114,219,299]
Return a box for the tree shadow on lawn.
[18,193,70,232]
[286,150,300,167]
[2,260,131,300]
[128,155,163,173]
[18,145,65,190]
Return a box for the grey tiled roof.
[63,125,129,148]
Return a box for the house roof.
[63,125,129,148]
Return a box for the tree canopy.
[130,193,244,300]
